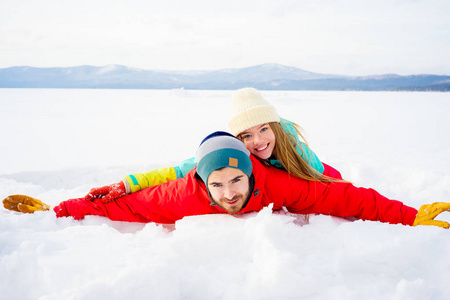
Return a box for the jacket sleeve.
[54,169,214,224]
[279,118,325,173]
[122,157,197,193]
[262,165,418,225]
[322,163,343,179]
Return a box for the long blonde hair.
[240,119,341,183]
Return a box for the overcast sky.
[1,0,449,76]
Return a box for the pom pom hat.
[196,131,252,184]
[228,87,280,136]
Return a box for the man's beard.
[217,191,250,214]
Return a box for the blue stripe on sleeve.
[129,174,139,186]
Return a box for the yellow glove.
[2,195,50,214]
[413,202,450,229]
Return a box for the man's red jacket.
[54,156,418,225]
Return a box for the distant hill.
[0,63,449,91]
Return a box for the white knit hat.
[228,87,280,136]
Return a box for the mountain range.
[0,63,449,91]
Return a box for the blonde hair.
[239,119,342,183]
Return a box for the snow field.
[1,89,449,299]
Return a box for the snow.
[1,88,450,299]
[97,65,121,74]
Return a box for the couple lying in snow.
[3,88,450,228]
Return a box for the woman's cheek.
[244,141,252,152]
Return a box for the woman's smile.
[256,143,269,152]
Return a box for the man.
[3,131,450,228]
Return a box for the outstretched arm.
[84,157,197,203]
[294,180,450,228]
[262,164,449,228]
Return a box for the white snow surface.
[1,89,450,300]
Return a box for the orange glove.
[3,195,50,213]
[413,202,450,229]
[84,181,126,203]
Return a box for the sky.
[1,0,449,76]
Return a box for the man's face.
[207,167,250,214]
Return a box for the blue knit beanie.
[196,131,252,184]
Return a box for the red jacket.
[54,156,418,225]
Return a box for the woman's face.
[239,123,276,160]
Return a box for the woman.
[84,88,343,203]
[228,87,343,182]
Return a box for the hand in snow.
[3,195,50,213]
[413,202,450,229]
[84,181,126,203]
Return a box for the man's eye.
[232,178,241,183]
